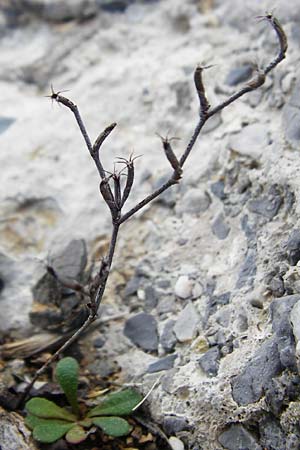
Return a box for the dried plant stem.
[20,14,287,405]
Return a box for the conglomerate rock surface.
[1,1,300,449]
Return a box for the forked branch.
[20,14,287,404]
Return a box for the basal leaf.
[65,424,87,444]
[56,357,79,415]
[25,414,71,430]
[92,416,132,437]
[33,422,75,443]
[26,398,76,421]
[88,389,143,417]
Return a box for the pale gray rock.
[229,123,269,159]
[282,77,300,148]
[236,249,256,289]
[174,275,193,299]
[174,302,199,342]
[211,213,230,240]
[168,436,185,450]
[176,188,211,216]
[210,180,226,200]
[225,65,253,86]
[124,312,158,351]
[49,239,87,281]
[0,117,15,135]
[160,319,177,352]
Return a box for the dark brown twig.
[20,14,287,406]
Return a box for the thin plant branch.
[20,14,287,406]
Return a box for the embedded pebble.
[124,312,158,352]
[160,319,177,352]
[173,302,199,342]
[285,229,300,265]
[147,354,177,373]
[231,338,282,405]
[49,239,87,281]
[174,275,193,299]
[198,346,220,377]
[175,188,211,216]
[0,117,15,135]
[168,436,185,450]
[236,249,257,289]
[248,185,283,220]
[163,416,189,435]
[229,123,269,158]
[225,65,253,86]
[290,300,300,343]
[282,78,300,147]
[218,424,261,450]
[211,213,230,240]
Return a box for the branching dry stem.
[20,14,287,405]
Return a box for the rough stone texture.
[228,123,269,158]
[173,302,199,342]
[163,415,190,435]
[231,337,282,405]
[285,229,300,265]
[218,424,261,450]
[0,407,38,450]
[160,319,177,352]
[225,64,253,86]
[211,213,230,240]
[174,275,193,299]
[282,76,300,148]
[124,312,158,352]
[49,239,87,281]
[147,354,177,373]
[270,294,298,370]
[198,346,220,377]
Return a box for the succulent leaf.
[26,398,76,421]
[56,357,79,414]
[88,389,142,417]
[92,416,132,437]
[25,414,71,430]
[33,422,75,443]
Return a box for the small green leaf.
[65,424,87,444]
[56,357,79,415]
[25,415,71,430]
[33,422,75,443]
[26,398,76,421]
[92,416,132,437]
[78,418,92,428]
[88,389,143,417]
